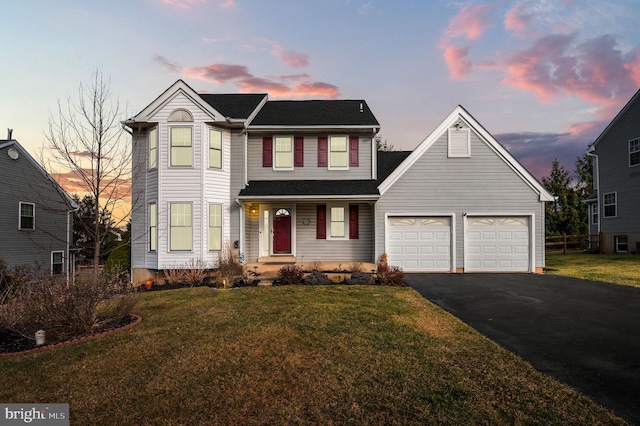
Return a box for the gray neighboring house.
[587,88,640,253]
[126,80,553,284]
[0,137,77,277]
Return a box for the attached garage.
[465,216,531,272]
[387,216,452,272]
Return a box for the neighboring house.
[0,136,77,277]
[587,88,640,254]
[126,80,553,284]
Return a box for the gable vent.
[448,122,470,157]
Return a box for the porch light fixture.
[249,205,258,215]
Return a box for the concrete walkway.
[406,273,640,425]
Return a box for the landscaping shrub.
[305,272,330,285]
[377,265,406,287]
[330,274,345,284]
[277,265,304,285]
[0,273,138,343]
[163,267,185,285]
[378,253,389,273]
[216,243,243,288]
[349,261,365,273]
[348,272,374,285]
[183,258,208,287]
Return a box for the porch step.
[257,256,297,264]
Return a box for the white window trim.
[615,235,628,253]
[148,127,158,170]
[18,201,35,230]
[603,192,617,218]
[169,202,193,252]
[51,251,64,275]
[328,135,349,170]
[629,137,640,167]
[209,128,223,170]
[273,135,294,171]
[447,126,471,158]
[327,203,349,240]
[170,126,193,168]
[149,202,157,252]
[591,203,599,225]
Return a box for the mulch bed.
[0,314,141,357]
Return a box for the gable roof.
[0,140,78,208]
[591,88,640,150]
[199,93,268,120]
[238,180,380,199]
[377,105,555,202]
[249,100,380,128]
[127,80,227,124]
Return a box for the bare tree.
[43,69,130,280]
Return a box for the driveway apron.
[406,273,640,425]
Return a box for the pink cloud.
[504,2,532,34]
[154,55,340,99]
[440,44,472,79]
[624,48,640,86]
[259,38,309,68]
[219,0,234,8]
[444,3,495,41]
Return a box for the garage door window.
[422,218,447,226]
[500,218,526,226]
[391,218,416,226]
[470,218,494,226]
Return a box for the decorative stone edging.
[0,314,142,358]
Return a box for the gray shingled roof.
[250,100,380,127]
[199,93,267,120]
[237,151,410,198]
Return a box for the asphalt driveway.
[406,273,640,425]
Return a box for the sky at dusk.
[2,0,639,185]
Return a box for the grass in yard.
[546,252,640,288]
[1,286,626,425]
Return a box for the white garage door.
[387,217,451,272]
[466,217,530,272]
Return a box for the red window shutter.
[294,136,304,167]
[349,205,359,239]
[317,136,328,167]
[349,136,359,167]
[262,136,273,167]
[316,205,326,239]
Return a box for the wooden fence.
[545,232,602,254]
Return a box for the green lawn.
[0,286,625,425]
[546,252,640,288]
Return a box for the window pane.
[209,228,222,251]
[330,136,347,167]
[209,204,222,251]
[149,128,157,169]
[171,128,192,166]
[331,222,345,237]
[210,129,222,168]
[171,127,192,146]
[330,207,345,237]
[20,203,34,230]
[171,229,193,251]
[170,203,192,250]
[172,147,192,167]
[149,203,157,252]
[275,137,292,168]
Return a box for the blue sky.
[2,0,639,182]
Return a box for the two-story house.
[126,80,553,284]
[587,88,640,253]
[0,135,77,278]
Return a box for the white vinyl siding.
[170,127,193,167]
[209,203,222,251]
[148,127,158,170]
[329,136,348,169]
[19,202,35,230]
[209,129,222,169]
[170,203,193,251]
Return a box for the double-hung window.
[209,203,222,251]
[170,203,192,251]
[148,127,157,169]
[274,136,293,169]
[591,203,598,225]
[209,129,222,169]
[603,192,616,218]
[630,138,640,167]
[19,202,35,230]
[51,251,64,275]
[329,136,348,169]
[170,127,193,167]
[317,204,359,240]
[149,203,157,252]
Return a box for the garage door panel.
[467,216,530,272]
[388,216,451,272]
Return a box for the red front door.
[273,209,291,254]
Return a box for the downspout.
[235,199,245,259]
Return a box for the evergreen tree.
[542,159,583,236]
[72,194,120,264]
